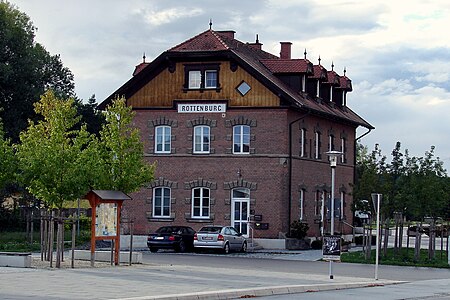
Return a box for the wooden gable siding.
[127,61,280,108]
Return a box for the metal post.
[375,194,380,280]
[329,165,335,280]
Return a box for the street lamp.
[326,150,342,280]
[371,193,382,280]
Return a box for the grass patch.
[341,248,449,268]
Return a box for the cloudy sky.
[11,0,450,170]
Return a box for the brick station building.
[99,28,373,239]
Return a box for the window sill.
[148,217,174,222]
[185,218,213,223]
[183,87,222,93]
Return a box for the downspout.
[288,109,311,235]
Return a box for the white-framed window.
[233,125,250,154]
[153,187,171,217]
[192,187,210,218]
[340,191,345,219]
[314,131,321,159]
[299,189,305,220]
[205,70,217,88]
[340,137,346,163]
[193,125,210,154]
[300,128,306,157]
[328,134,335,151]
[188,70,201,89]
[155,126,171,153]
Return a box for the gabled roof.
[100,29,372,129]
[325,70,341,86]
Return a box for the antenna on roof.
[209,18,213,30]
[343,67,347,76]
[331,61,334,71]
[256,34,259,43]
[304,49,307,59]
[143,52,146,63]
[318,56,321,65]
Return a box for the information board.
[95,203,118,237]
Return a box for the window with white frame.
[299,189,305,220]
[153,187,171,217]
[155,126,171,153]
[233,125,250,154]
[300,128,306,157]
[192,187,210,218]
[314,131,321,159]
[188,71,201,89]
[193,125,210,153]
[340,137,346,163]
[340,191,345,219]
[205,70,217,88]
[328,134,335,151]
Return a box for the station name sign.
[178,103,226,113]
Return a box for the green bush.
[288,221,309,239]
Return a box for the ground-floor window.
[153,187,171,217]
[192,187,210,218]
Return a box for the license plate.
[155,237,164,240]
[202,236,213,240]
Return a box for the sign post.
[371,193,382,280]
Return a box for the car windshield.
[198,226,222,233]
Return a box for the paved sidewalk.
[0,252,401,300]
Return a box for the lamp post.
[371,193,382,280]
[326,150,342,280]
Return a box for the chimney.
[280,42,292,59]
[217,30,235,40]
[248,34,262,50]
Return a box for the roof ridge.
[168,29,211,51]
[210,30,230,50]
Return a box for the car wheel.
[149,247,158,253]
[176,241,186,253]
[223,243,230,254]
[241,241,247,253]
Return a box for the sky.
[10,0,450,171]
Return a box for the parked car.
[147,226,196,253]
[194,225,247,254]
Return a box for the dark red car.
[147,226,196,253]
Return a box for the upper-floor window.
[328,134,335,151]
[192,187,210,218]
[300,128,306,157]
[340,137,346,163]
[314,131,321,159]
[153,187,171,217]
[155,126,171,154]
[193,125,210,154]
[184,64,220,91]
[233,125,250,154]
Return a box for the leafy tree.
[74,94,105,136]
[16,90,94,209]
[0,120,16,190]
[91,97,155,193]
[0,1,74,142]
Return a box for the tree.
[16,90,94,209]
[92,96,155,193]
[0,119,16,190]
[0,1,74,142]
[74,94,105,136]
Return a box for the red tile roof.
[102,29,371,129]
[325,70,341,85]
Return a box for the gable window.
[188,71,201,89]
[205,70,217,88]
[192,187,210,218]
[153,187,171,217]
[155,126,171,153]
[193,125,210,154]
[184,64,220,92]
[233,125,250,154]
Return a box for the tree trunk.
[398,218,403,252]
[414,222,421,261]
[383,218,389,257]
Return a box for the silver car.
[194,225,247,254]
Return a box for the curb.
[114,280,405,300]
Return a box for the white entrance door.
[231,188,250,236]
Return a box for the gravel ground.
[31,255,116,269]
